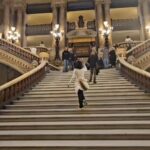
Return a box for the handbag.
[79,79,89,91]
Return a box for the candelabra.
[6,27,20,43]
[51,24,63,60]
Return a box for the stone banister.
[118,57,150,93]
[0,38,40,63]
[0,61,47,108]
[0,49,33,74]
[118,41,142,49]
[127,39,150,58]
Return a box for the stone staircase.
[0,68,150,150]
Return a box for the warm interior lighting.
[7,26,20,43]
[99,21,113,36]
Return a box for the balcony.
[112,19,140,31]
[67,20,96,32]
[26,24,52,36]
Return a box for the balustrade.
[0,38,39,63]
[118,57,150,93]
[67,20,96,32]
[26,24,52,36]
[127,39,150,58]
[0,61,47,108]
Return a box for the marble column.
[10,0,15,27]
[59,4,67,50]
[51,6,58,49]
[138,0,146,41]
[104,0,112,46]
[22,5,27,47]
[3,0,10,39]
[95,0,104,48]
[142,0,150,39]
[16,7,23,45]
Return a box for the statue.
[78,15,84,28]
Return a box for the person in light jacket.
[68,59,88,109]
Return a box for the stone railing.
[0,61,47,108]
[25,46,49,55]
[127,39,150,59]
[0,49,33,74]
[0,38,39,63]
[134,51,150,70]
[118,57,150,93]
[112,19,140,31]
[116,41,142,59]
[67,20,96,32]
[26,24,52,36]
[118,41,142,49]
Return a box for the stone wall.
[0,63,21,86]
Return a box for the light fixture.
[50,24,63,60]
[99,21,113,36]
[6,26,20,43]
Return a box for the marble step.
[0,130,150,140]
[0,121,150,130]
[22,93,149,99]
[33,84,137,89]
[1,107,150,115]
[30,85,139,91]
[15,99,150,105]
[6,102,150,109]
[39,79,128,83]
[25,89,143,95]
[20,95,150,100]
[1,140,150,150]
[0,113,150,122]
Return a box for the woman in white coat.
[68,59,89,108]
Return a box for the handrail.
[127,39,150,58]
[0,38,40,63]
[0,61,47,108]
[0,49,33,74]
[47,63,60,71]
[117,41,142,49]
[118,57,150,93]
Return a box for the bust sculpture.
[78,15,84,28]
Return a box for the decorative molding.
[67,28,97,39]
[95,0,105,4]
[0,49,33,74]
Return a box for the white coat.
[69,66,88,93]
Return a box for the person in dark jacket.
[62,47,70,72]
[88,48,98,84]
[68,48,75,70]
[109,47,116,67]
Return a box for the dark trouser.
[78,89,85,108]
[89,68,96,83]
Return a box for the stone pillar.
[142,0,150,39]
[16,7,23,45]
[104,0,112,46]
[51,5,58,50]
[95,0,104,48]
[10,0,15,27]
[59,3,67,50]
[138,0,146,41]
[3,0,10,39]
[22,3,27,47]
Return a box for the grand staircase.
[0,68,150,149]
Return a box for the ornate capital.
[104,0,111,4]
[51,0,67,7]
[95,0,105,5]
